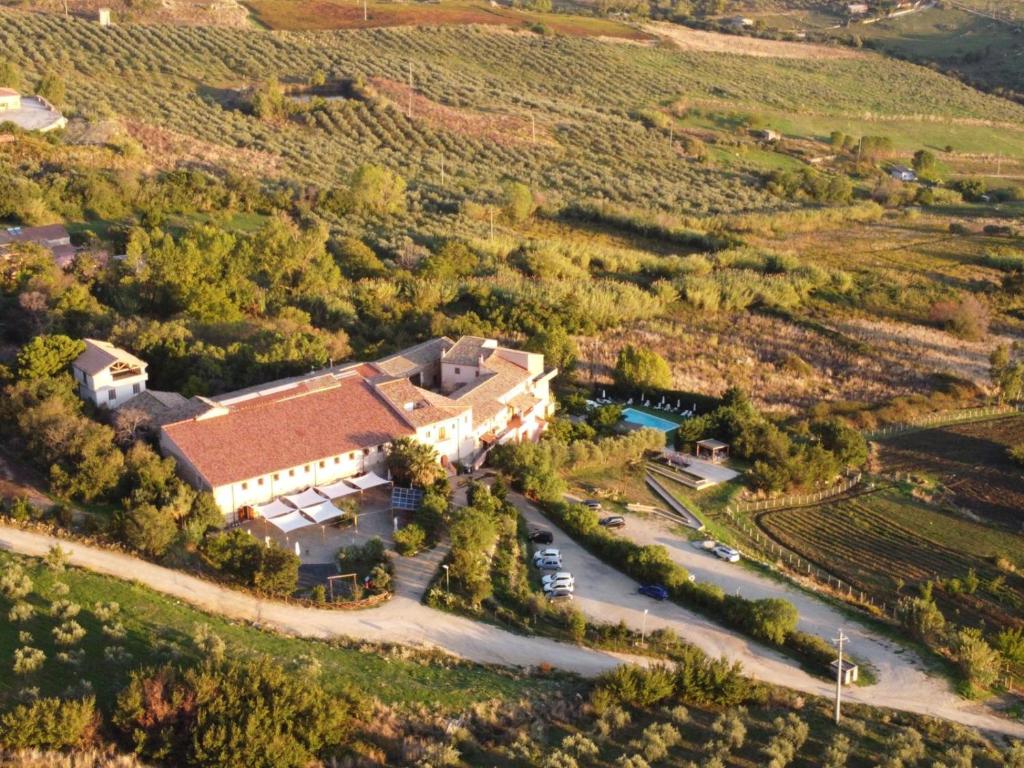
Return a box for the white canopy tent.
[282,487,328,510]
[347,471,390,491]
[264,510,314,534]
[254,498,295,519]
[302,501,346,525]
[314,480,359,499]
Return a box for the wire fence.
[864,403,1023,440]
[721,486,895,620]
[735,473,863,513]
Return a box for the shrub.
[0,563,33,599]
[929,296,989,340]
[13,646,46,674]
[954,628,1001,691]
[614,345,672,390]
[52,620,86,647]
[596,665,676,709]
[394,522,427,556]
[0,697,96,749]
[201,529,299,596]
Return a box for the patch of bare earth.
[370,78,553,147]
[122,119,283,177]
[644,21,864,59]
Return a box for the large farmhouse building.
[143,336,556,517]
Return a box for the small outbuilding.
[831,659,859,686]
[754,128,782,142]
[97,7,112,25]
[695,439,729,464]
[889,165,917,182]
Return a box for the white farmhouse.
[155,336,556,518]
[71,339,148,408]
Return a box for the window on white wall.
[241,482,248,490]
[439,426,447,440]
[258,477,264,486]
[107,389,116,401]
[132,383,141,395]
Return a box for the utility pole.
[641,608,649,647]
[489,208,495,240]
[833,628,848,725]
[531,113,536,144]
[407,62,413,119]
[363,0,367,22]
[440,154,445,185]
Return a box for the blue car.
[639,585,669,601]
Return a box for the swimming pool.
[621,407,679,433]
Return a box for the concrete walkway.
[511,493,1024,737]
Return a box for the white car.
[543,580,574,593]
[713,544,741,563]
[533,548,560,563]
[535,556,563,570]
[542,572,574,587]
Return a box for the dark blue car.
[638,585,669,601]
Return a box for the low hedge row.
[540,499,834,674]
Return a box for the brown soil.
[122,120,283,177]
[645,21,865,59]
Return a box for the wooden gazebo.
[695,439,729,464]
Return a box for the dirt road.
[514,494,1024,737]
[2,516,1021,736]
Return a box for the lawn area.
[244,0,651,38]
[0,551,565,714]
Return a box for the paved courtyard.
[237,487,396,565]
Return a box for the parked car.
[532,548,560,563]
[535,556,563,570]
[583,500,603,511]
[546,587,574,601]
[541,572,574,588]
[713,544,741,563]
[599,515,626,529]
[528,529,554,544]
[543,580,574,593]
[638,584,669,601]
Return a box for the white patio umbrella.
[264,536,271,548]
[294,541,301,557]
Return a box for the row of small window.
[239,446,384,491]
[106,382,142,400]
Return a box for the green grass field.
[0,551,563,714]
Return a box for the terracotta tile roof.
[0,88,18,98]
[374,377,468,428]
[373,337,453,377]
[442,336,494,367]
[448,354,531,423]
[162,377,413,487]
[73,339,146,376]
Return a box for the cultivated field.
[759,489,1024,626]
[875,416,1024,527]
[245,0,652,37]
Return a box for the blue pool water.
[621,407,679,432]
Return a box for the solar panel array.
[391,486,424,511]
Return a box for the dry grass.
[370,77,551,147]
[644,21,864,59]
[0,749,149,767]
[121,120,284,177]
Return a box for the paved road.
[516,494,1024,737]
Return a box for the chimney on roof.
[404,401,415,411]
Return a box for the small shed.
[695,439,729,464]
[847,2,869,14]
[97,7,112,25]
[831,659,859,686]
[889,165,917,182]
[754,128,781,142]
